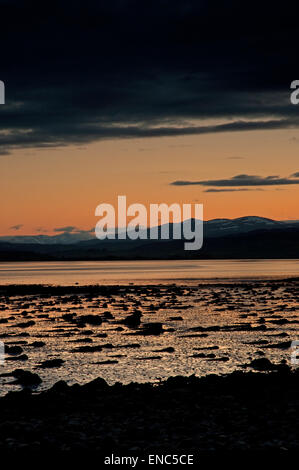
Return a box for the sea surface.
[0,259,299,284]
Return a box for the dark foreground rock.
[0,368,298,462]
[0,369,42,386]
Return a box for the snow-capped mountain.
[1,216,298,245]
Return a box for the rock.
[38,359,65,369]
[154,347,175,353]
[11,369,42,386]
[14,321,35,328]
[268,332,289,338]
[5,345,23,355]
[262,341,292,349]
[269,318,289,325]
[246,358,277,371]
[76,315,102,326]
[62,313,76,321]
[29,341,46,348]
[188,325,220,333]
[136,356,161,361]
[82,377,108,392]
[101,343,114,349]
[140,322,164,335]
[121,312,142,327]
[6,354,28,361]
[102,311,114,319]
[48,380,69,394]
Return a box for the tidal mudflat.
[0,279,298,392]
[0,279,298,456]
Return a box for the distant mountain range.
[1,216,299,245]
[0,231,93,245]
[0,217,298,260]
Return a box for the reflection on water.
[0,280,298,394]
[0,259,299,284]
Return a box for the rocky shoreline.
[0,368,298,460]
[0,281,298,463]
[1,279,298,393]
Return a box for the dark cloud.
[171,174,299,187]
[53,226,94,234]
[53,226,77,233]
[0,119,297,152]
[291,172,299,177]
[76,228,94,234]
[9,224,23,230]
[0,0,299,152]
[204,188,263,193]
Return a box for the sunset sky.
[1,0,299,236]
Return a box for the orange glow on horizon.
[1,129,298,236]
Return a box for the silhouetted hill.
[0,227,298,261]
[1,216,298,245]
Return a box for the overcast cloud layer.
[0,0,299,154]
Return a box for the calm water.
[0,259,298,284]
